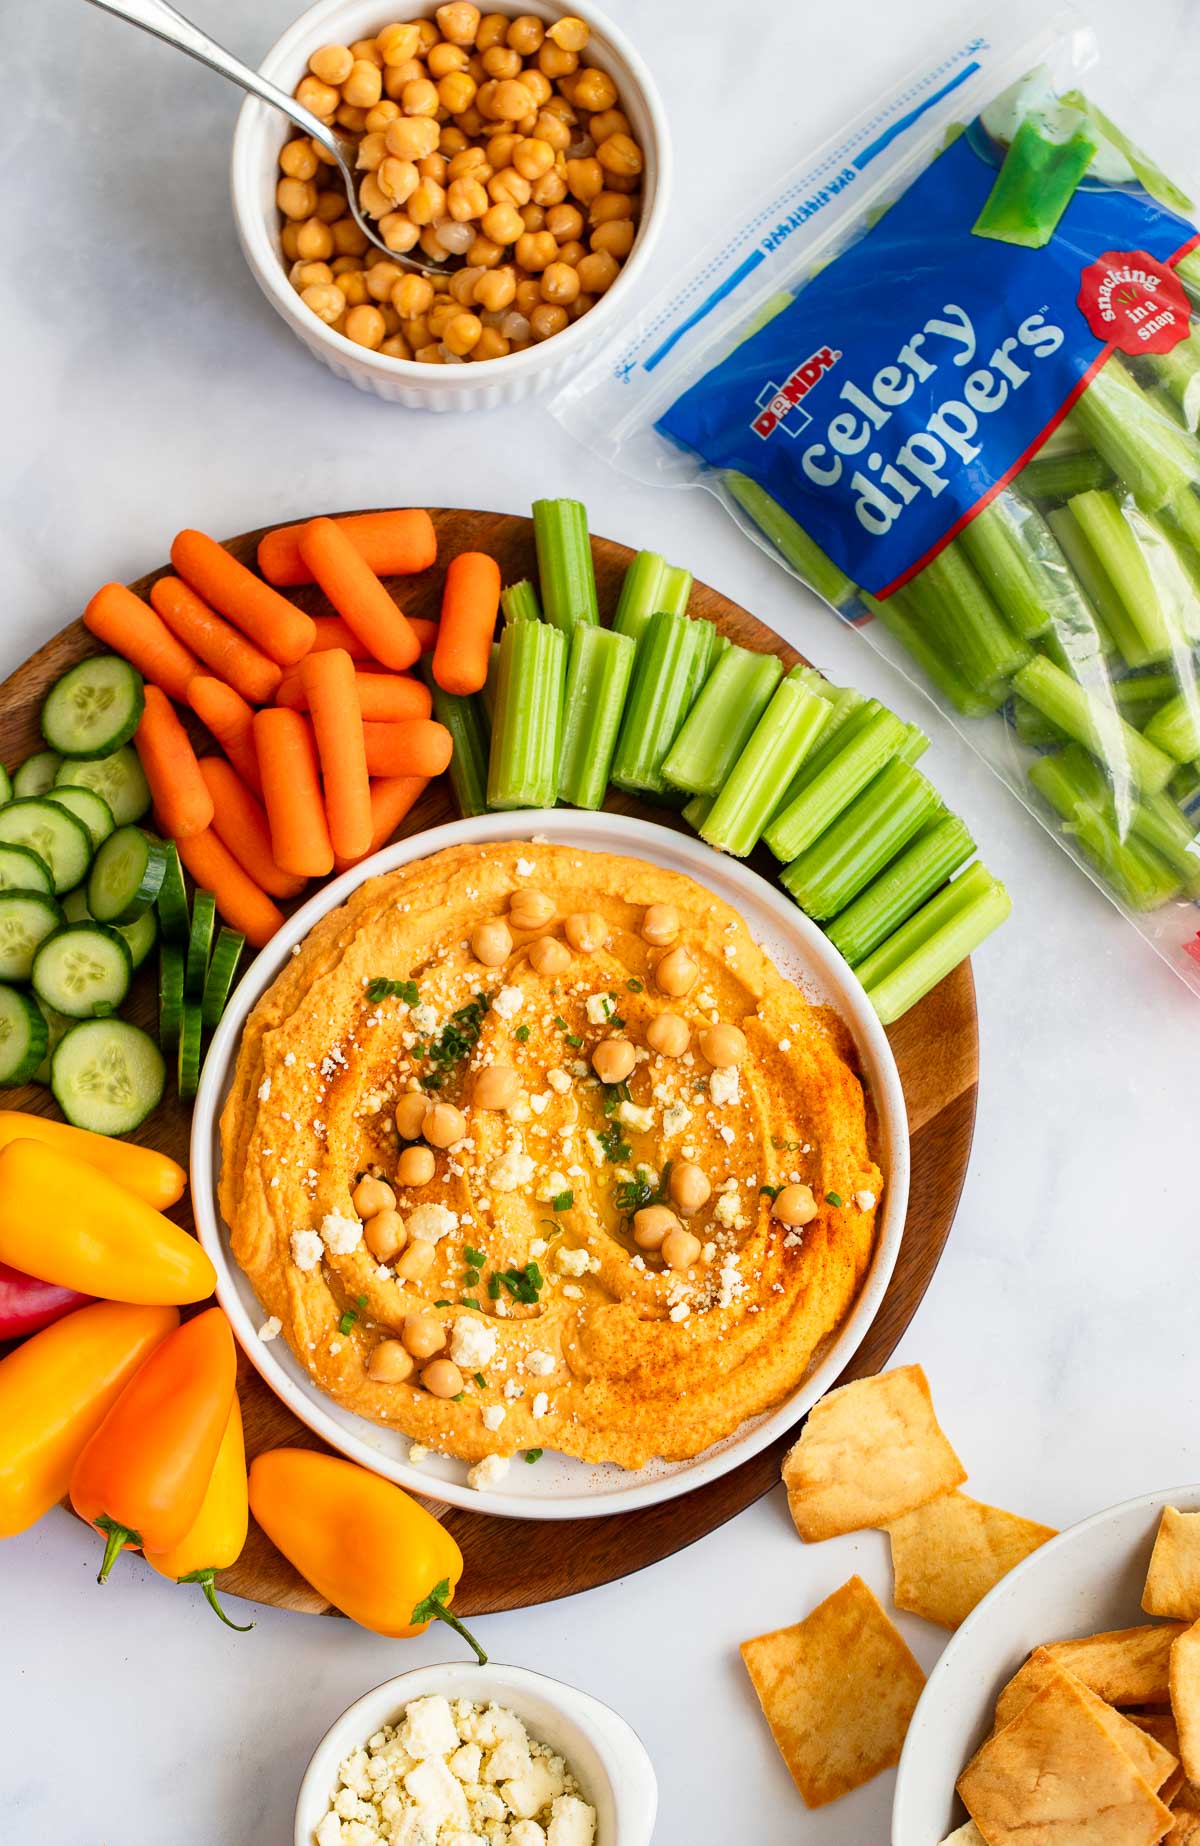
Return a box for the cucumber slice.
[0,985,49,1085]
[61,887,90,922]
[156,842,189,944]
[0,764,10,807]
[13,751,62,798]
[41,655,145,759]
[0,842,53,895]
[186,888,216,998]
[201,927,245,1029]
[31,923,133,1020]
[0,891,64,980]
[51,1018,165,1134]
[118,903,158,971]
[87,826,168,924]
[159,943,185,1052]
[0,799,92,893]
[48,785,115,851]
[32,999,72,1085]
[58,746,151,826]
[177,1001,203,1102]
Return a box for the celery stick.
[960,491,1107,648]
[1115,672,1176,725]
[659,565,692,616]
[971,114,1096,249]
[856,861,994,993]
[662,645,783,796]
[700,676,830,857]
[1060,87,1194,215]
[779,760,943,921]
[1012,696,1064,748]
[1028,750,1181,908]
[501,579,542,625]
[825,816,976,965]
[1016,449,1112,505]
[904,543,1033,694]
[1013,654,1174,794]
[1156,488,1200,630]
[557,626,635,810]
[867,591,1003,716]
[764,707,910,863]
[1046,504,1156,670]
[682,793,712,832]
[422,662,490,819]
[898,723,930,765]
[1068,491,1181,660]
[863,871,1011,1024]
[480,641,502,727]
[1145,690,1200,763]
[610,612,714,796]
[790,665,837,703]
[1071,360,1200,513]
[486,617,566,810]
[724,471,857,610]
[1029,740,1200,895]
[1135,792,1200,897]
[532,499,598,635]
[613,551,668,646]
[1148,326,1200,431]
[766,697,884,837]
[1178,250,1200,299]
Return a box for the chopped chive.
[435,1299,452,1308]
[525,1449,543,1463]
[824,815,976,966]
[488,1275,501,1299]
[453,1392,465,1403]
[763,703,908,864]
[610,610,716,796]
[356,1294,368,1307]
[464,1247,486,1268]
[662,642,785,796]
[486,616,566,810]
[514,1023,530,1042]
[473,1372,487,1388]
[626,977,643,992]
[701,673,830,857]
[551,1189,574,1210]
[463,1269,481,1287]
[557,624,636,809]
[500,579,543,625]
[780,760,943,921]
[532,498,599,635]
[338,1310,356,1335]
[825,1191,844,1208]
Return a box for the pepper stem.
[411,1577,488,1664]
[179,1568,256,1633]
[94,1513,141,1585]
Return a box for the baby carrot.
[311,614,439,656]
[257,509,437,587]
[197,756,306,899]
[362,719,454,778]
[433,552,501,695]
[186,676,261,794]
[135,685,214,840]
[334,775,429,871]
[175,829,284,948]
[83,583,200,704]
[298,517,420,671]
[171,530,315,668]
[301,649,372,863]
[276,668,432,723]
[150,576,282,706]
[253,708,333,878]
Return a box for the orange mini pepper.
[0,1139,214,1306]
[0,1300,179,1539]
[146,1396,253,1631]
[0,1111,186,1211]
[248,1448,486,1661]
[71,1306,237,1580]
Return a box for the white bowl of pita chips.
[893,1484,1200,1846]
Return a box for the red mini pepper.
[0,1262,91,1340]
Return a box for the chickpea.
[507,13,544,52]
[403,314,433,348]
[439,70,478,114]
[443,309,482,356]
[538,41,578,78]
[337,104,369,134]
[359,172,393,218]
[670,1162,711,1217]
[590,107,632,142]
[290,257,334,289]
[530,169,567,208]
[449,264,486,304]
[332,216,369,254]
[469,916,513,966]
[511,135,554,180]
[529,301,568,340]
[364,1207,408,1263]
[378,155,420,205]
[577,249,620,294]
[308,43,353,85]
[473,1063,520,1109]
[521,203,547,231]
[440,122,469,154]
[396,1236,437,1281]
[548,14,589,49]
[591,218,634,259]
[296,217,335,260]
[396,1144,437,1187]
[351,34,385,65]
[546,202,584,242]
[654,945,699,998]
[455,103,486,137]
[662,1226,703,1272]
[516,229,557,272]
[571,66,617,112]
[295,74,339,119]
[473,266,516,313]
[380,303,402,335]
[280,223,302,259]
[533,110,571,154]
[380,214,420,253]
[555,238,585,267]
[699,1024,748,1069]
[402,1310,447,1359]
[475,78,500,119]
[633,1204,680,1252]
[423,1101,467,1148]
[447,144,488,177]
[492,78,536,120]
[564,909,607,953]
[280,137,320,181]
[381,332,412,360]
[592,1037,636,1085]
[640,904,679,947]
[436,1,482,45]
[523,70,553,108]
[356,130,387,171]
[366,1340,416,1383]
[343,58,383,107]
[298,283,344,325]
[486,129,521,169]
[565,155,604,202]
[474,326,510,360]
[528,935,570,976]
[427,40,468,77]
[395,1090,431,1139]
[509,886,555,929]
[402,76,440,117]
[393,273,435,318]
[591,190,634,225]
[420,225,453,263]
[646,1013,690,1058]
[540,262,580,305]
[481,43,521,79]
[419,150,449,184]
[513,278,542,315]
[428,298,459,339]
[477,12,510,51]
[422,1357,465,1398]
[467,231,505,267]
[415,18,441,52]
[386,114,441,161]
[365,99,401,132]
[479,201,521,245]
[489,166,532,207]
[353,1174,396,1218]
[568,291,595,320]
[377,21,422,64]
[384,59,424,98]
[365,258,405,300]
[407,179,447,226]
[771,1184,818,1228]
[276,176,317,220]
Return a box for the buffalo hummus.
[221,841,882,1471]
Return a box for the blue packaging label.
[657,128,1195,597]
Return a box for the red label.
[1077,248,1190,355]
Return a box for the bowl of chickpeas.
[231,0,668,407]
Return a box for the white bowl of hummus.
[192,810,909,1519]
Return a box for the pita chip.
[889,1491,1056,1630]
[1145,1510,1200,1622]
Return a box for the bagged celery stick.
[557,19,1200,999]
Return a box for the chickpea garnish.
[364,1208,408,1264]
[352,1175,396,1218]
[473,1064,520,1110]
[396,1237,437,1282]
[366,1339,416,1383]
[655,946,699,997]
[640,904,680,947]
[633,1204,680,1252]
[402,1311,447,1359]
[564,910,607,953]
[646,1013,690,1058]
[470,916,513,965]
[698,1024,747,1069]
[423,1102,467,1148]
[396,1144,436,1188]
[592,1038,636,1085]
[662,1226,702,1272]
[422,1357,466,1398]
[771,1184,819,1228]
[670,1162,711,1217]
[509,887,555,930]
[395,1091,430,1139]
[528,935,570,976]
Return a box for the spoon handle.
[81,0,336,150]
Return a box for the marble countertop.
[5,0,1200,1839]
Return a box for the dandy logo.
[752,346,841,439]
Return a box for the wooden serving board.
[0,508,978,1618]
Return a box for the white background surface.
[3,0,1199,1840]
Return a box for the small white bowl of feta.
[294,1661,656,1846]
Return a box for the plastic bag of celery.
[554,20,1200,998]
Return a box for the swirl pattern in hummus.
[221,842,883,1471]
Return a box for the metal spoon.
[83,0,449,274]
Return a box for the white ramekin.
[293,1662,657,1845]
[230,0,670,410]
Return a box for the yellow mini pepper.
[146,1396,253,1631]
[248,1448,486,1661]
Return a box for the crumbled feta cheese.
[555,1247,590,1277]
[854,1189,877,1211]
[502,1756,565,1820]
[616,1100,654,1132]
[584,993,612,1024]
[401,1696,461,1761]
[546,1068,571,1094]
[515,857,536,877]
[525,1349,556,1376]
[257,1076,271,1101]
[467,1453,511,1491]
[529,1237,548,1258]
[561,1284,582,1300]
[661,1102,691,1137]
[531,1391,550,1418]
[411,1002,438,1032]
[290,1229,323,1271]
[488,1150,535,1193]
[548,1795,597,1846]
[320,1211,363,1255]
[669,1302,690,1323]
[450,1316,498,1371]
[710,1067,740,1107]
[482,1404,506,1432]
[493,986,524,1019]
[714,1190,742,1229]
[504,1379,524,1400]
[408,1443,430,1464]
[257,1315,282,1342]
[406,1203,458,1244]
[404,1755,470,1826]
